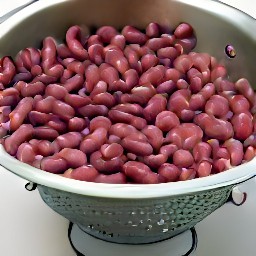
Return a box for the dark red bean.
[64,93,92,108]
[110,35,126,50]
[193,142,212,162]
[68,117,87,132]
[41,155,68,174]
[99,63,119,86]
[65,165,99,182]
[88,44,104,65]
[196,161,212,177]
[156,80,176,94]
[122,26,148,45]
[146,37,172,51]
[34,127,59,141]
[100,143,124,159]
[54,132,82,150]
[229,95,250,114]
[113,103,143,116]
[141,54,159,72]
[87,35,103,47]
[96,26,118,43]
[142,125,164,151]
[155,111,180,132]
[158,163,181,182]
[146,23,160,38]
[142,154,168,169]
[179,168,196,181]
[0,57,16,88]
[123,69,139,89]
[173,149,194,168]
[174,23,194,39]
[0,88,20,107]
[85,64,100,93]
[45,84,68,100]
[63,74,84,92]
[205,95,229,118]
[57,148,87,168]
[109,123,138,139]
[78,104,108,118]
[90,116,112,132]
[139,65,165,86]
[94,172,127,184]
[16,143,36,164]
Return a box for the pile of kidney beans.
[0,22,255,184]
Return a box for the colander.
[0,0,256,244]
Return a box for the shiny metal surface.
[0,0,255,85]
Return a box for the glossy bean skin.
[88,44,104,65]
[122,26,148,45]
[146,23,160,38]
[156,80,176,94]
[52,99,75,120]
[45,83,68,100]
[57,148,87,168]
[54,132,82,150]
[229,95,250,114]
[68,117,87,132]
[0,57,16,88]
[96,26,118,43]
[141,154,168,169]
[109,123,138,139]
[193,142,212,162]
[173,149,194,168]
[159,144,178,157]
[113,103,143,116]
[155,111,180,131]
[4,124,34,155]
[63,74,84,92]
[158,163,181,182]
[196,161,212,177]
[223,139,243,166]
[123,161,159,184]
[141,125,163,151]
[9,97,34,131]
[64,93,92,108]
[139,65,165,86]
[90,116,111,132]
[64,165,99,182]
[244,146,255,162]
[94,172,127,184]
[179,168,196,181]
[41,155,68,174]
[205,95,229,118]
[34,126,59,141]
[16,142,36,164]
[78,104,108,118]
[0,88,20,107]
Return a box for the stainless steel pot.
[0,0,255,244]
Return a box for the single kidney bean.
[223,139,243,166]
[123,69,139,89]
[64,165,99,182]
[123,45,141,72]
[34,96,55,113]
[96,26,118,43]
[143,94,167,122]
[87,34,103,47]
[157,47,178,60]
[88,44,104,65]
[141,125,163,151]
[16,142,36,164]
[90,116,112,132]
[28,111,51,126]
[165,123,203,150]
[110,35,126,50]
[179,168,196,181]
[99,63,119,87]
[231,112,253,141]
[68,117,87,132]
[4,124,34,155]
[80,127,107,154]
[210,64,227,82]
[159,144,178,157]
[146,37,172,51]
[41,155,68,174]
[92,92,116,108]
[45,83,68,100]
[173,149,194,168]
[165,68,183,82]
[56,43,74,58]
[156,80,176,94]
[146,22,160,38]
[176,79,189,89]
[66,25,88,60]
[141,54,159,72]
[212,158,231,173]
[235,78,255,105]
[90,80,107,98]
[214,78,235,93]
[0,88,20,107]
[18,81,45,97]
[196,161,212,177]
[244,146,255,162]
[229,95,250,114]
[47,117,67,133]
[199,82,215,100]
[94,172,127,184]
[64,93,92,108]
[85,64,100,93]
[122,25,148,45]
[9,97,33,131]
[139,65,165,86]
[67,60,86,74]
[57,148,87,168]
[34,126,59,141]
[109,123,138,139]
[0,57,16,88]
[60,68,73,83]
[113,103,143,116]
[78,104,108,118]
[90,150,124,174]
[100,143,124,160]
[205,95,229,118]
[54,132,82,150]
[141,154,168,169]
[174,23,194,39]
[158,163,181,182]
[122,134,153,156]
[123,161,158,184]
[105,48,129,74]
[36,140,55,156]
[189,76,203,93]
[63,74,84,92]
[193,142,212,162]
[189,94,206,111]
[108,109,146,130]
[52,99,75,120]
[173,54,193,73]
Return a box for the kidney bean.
[173,149,194,168]
[57,148,87,168]
[109,123,138,139]
[68,117,86,132]
[174,23,193,39]
[34,96,54,114]
[143,94,167,122]
[94,172,126,184]
[80,127,107,154]
[146,22,160,38]
[113,103,143,116]
[110,35,126,50]
[141,154,168,169]
[166,123,203,150]
[179,168,196,181]
[158,163,181,182]
[92,92,116,108]
[146,37,171,51]
[142,125,163,151]
[100,143,124,160]
[173,54,193,74]
[105,48,129,74]
[231,112,253,141]
[139,65,165,86]
[229,95,250,114]
[87,35,103,48]
[213,158,231,173]
[64,93,92,108]
[41,155,68,174]
[90,80,107,98]
[90,116,111,132]
[64,165,99,182]
[47,117,67,133]
[66,60,86,74]
[63,74,84,92]
[193,142,212,162]
[28,111,51,126]
[205,95,229,118]
[88,44,104,65]
[54,132,82,150]
[123,161,158,184]
[99,63,119,87]
[16,143,36,164]
[123,45,141,72]
[165,68,183,82]
[34,126,59,141]
[199,82,215,100]
[159,144,177,157]
[235,78,255,105]
[0,57,16,88]
[244,146,255,162]
[51,99,75,120]
[9,97,33,131]
[223,139,243,166]
[140,54,158,72]
[4,124,34,155]
[17,81,45,97]
[108,135,121,144]
[0,88,20,107]
[194,113,233,141]
[78,104,108,118]
[157,47,178,61]
[59,69,73,84]
[210,65,227,82]
[123,69,139,89]
[45,83,68,100]
[96,26,118,43]
[122,25,148,45]
[177,79,189,89]
[66,25,88,60]
[84,64,100,93]
[122,134,153,156]
[156,80,176,94]
[189,94,206,111]
[196,161,212,177]
[35,140,55,156]
[110,110,144,130]
[90,150,124,174]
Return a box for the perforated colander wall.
[38,185,232,244]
